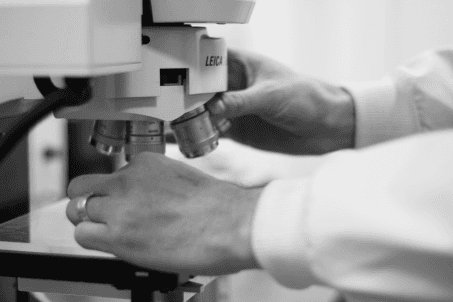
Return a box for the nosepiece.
[89,106,226,160]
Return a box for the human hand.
[65,152,262,275]
[208,49,356,154]
[166,139,324,187]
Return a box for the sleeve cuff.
[251,178,320,289]
[342,77,417,148]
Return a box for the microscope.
[0,0,256,161]
[0,2,255,301]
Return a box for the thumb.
[207,85,264,118]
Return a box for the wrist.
[323,85,356,150]
[232,185,263,271]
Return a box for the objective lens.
[125,121,165,162]
[171,106,219,158]
[89,120,126,155]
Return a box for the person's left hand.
[66,152,262,275]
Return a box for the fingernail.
[216,118,232,135]
[208,99,226,115]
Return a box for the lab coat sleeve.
[342,47,453,148]
[252,129,453,301]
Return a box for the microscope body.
[0,0,255,159]
[0,2,255,298]
[57,25,229,159]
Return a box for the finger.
[66,195,110,225]
[74,222,112,254]
[227,49,249,91]
[207,85,263,118]
[67,174,113,199]
[206,49,261,118]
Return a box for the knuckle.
[206,97,225,116]
[128,152,159,168]
[132,152,150,163]
[112,173,134,195]
[224,93,244,116]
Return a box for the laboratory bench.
[0,198,216,302]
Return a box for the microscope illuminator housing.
[0,0,255,76]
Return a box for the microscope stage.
[0,199,187,297]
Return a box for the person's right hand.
[208,49,356,155]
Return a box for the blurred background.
[2,0,453,301]
[204,2,453,300]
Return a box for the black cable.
[0,77,91,165]
[34,77,60,97]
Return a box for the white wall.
[207,0,453,81]
[385,0,453,69]
[207,1,453,301]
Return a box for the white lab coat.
[251,48,453,302]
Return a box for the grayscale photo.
[0,1,452,302]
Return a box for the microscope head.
[0,0,256,160]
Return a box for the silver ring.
[75,193,95,222]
